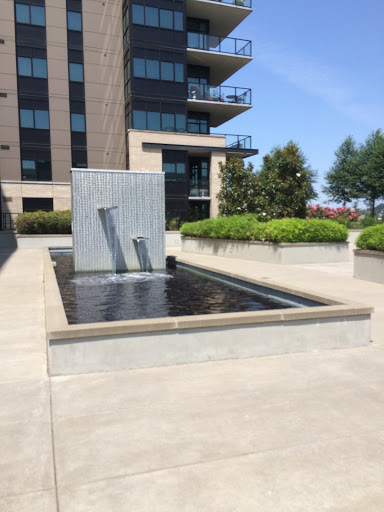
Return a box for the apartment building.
[0,0,257,228]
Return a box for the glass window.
[132,4,144,24]
[21,160,36,180]
[159,9,173,29]
[147,111,160,131]
[36,160,52,181]
[132,110,146,130]
[69,62,84,82]
[175,63,184,83]
[188,118,199,133]
[146,59,159,80]
[200,120,208,134]
[163,162,175,179]
[174,11,183,31]
[133,58,145,78]
[176,162,185,180]
[23,197,53,212]
[34,110,49,129]
[67,11,82,31]
[30,5,45,26]
[162,113,174,132]
[71,113,85,132]
[32,58,47,78]
[17,57,32,76]
[145,6,158,27]
[160,61,173,81]
[175,114,186,132]
[20,109,34,128]
[15,4,30,24]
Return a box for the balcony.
[205,133,257,156]
[187,32,252,84]
[187,0,252,39]
[222,134,253,149]
[189,180,210,198]
[188,32,251,56]
[187,84,252,126]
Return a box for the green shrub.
[15,210,72,234]
[360,216,381,228]
[356,224,384,251]
[180,216,348,243]
[261,218,348,243]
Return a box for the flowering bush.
[306,205,360,224]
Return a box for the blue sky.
[216,0,384,206]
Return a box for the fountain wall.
[71,169,165,272]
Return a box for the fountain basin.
[43,249,372,376]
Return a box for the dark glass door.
[189,158,209,197]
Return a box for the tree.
[323,135,359,206]
[217,158,258,216]
[357,129,384,217]
[256,141,316,219]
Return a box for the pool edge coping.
[43,248,373,342]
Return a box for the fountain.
[71,169,165,272]
[44,166,372,376]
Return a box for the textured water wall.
[71,169,165,272]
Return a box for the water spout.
[132,236,151,271]
[98,206,118,273]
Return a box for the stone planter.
[181,237,349,265]
[17,234,72,249]
[16,231,181,249]
[354,249,384,284]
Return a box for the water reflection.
[52,253,291,325]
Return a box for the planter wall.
[16,232,181,249]
[17,234,72,248]
[181,237,349,265]
[354,249,384,284]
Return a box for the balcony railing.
[187,32,252,56]
[189,180,210,198]
[188,83,251,104]
[205,0,252,7]
[213,133,252,149]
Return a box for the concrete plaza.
[1,244,384,511]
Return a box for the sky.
[215,0,384,207]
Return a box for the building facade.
[0,0,257,228]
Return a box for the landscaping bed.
[180,217,349,265]
[354,225,384,284]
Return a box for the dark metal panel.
[19,128,50,147]
[18,77,49,97]
[15,25,46,47]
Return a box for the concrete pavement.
[1,247,384,511]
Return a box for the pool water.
[51,252,294,325]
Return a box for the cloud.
[253,41,383,126]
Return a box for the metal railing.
[0,212,18,231]
[205,0,252,7]
[213,133,253,149]
[189,181,210,197]
[188,83,251,104]
[187,32,252,56]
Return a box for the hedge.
[180,216,349,243]
[355,224,384,251]
[14,210,72,234]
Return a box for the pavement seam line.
[56,427,384,491]
[43,252,61,512]
[49,373,60,512]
